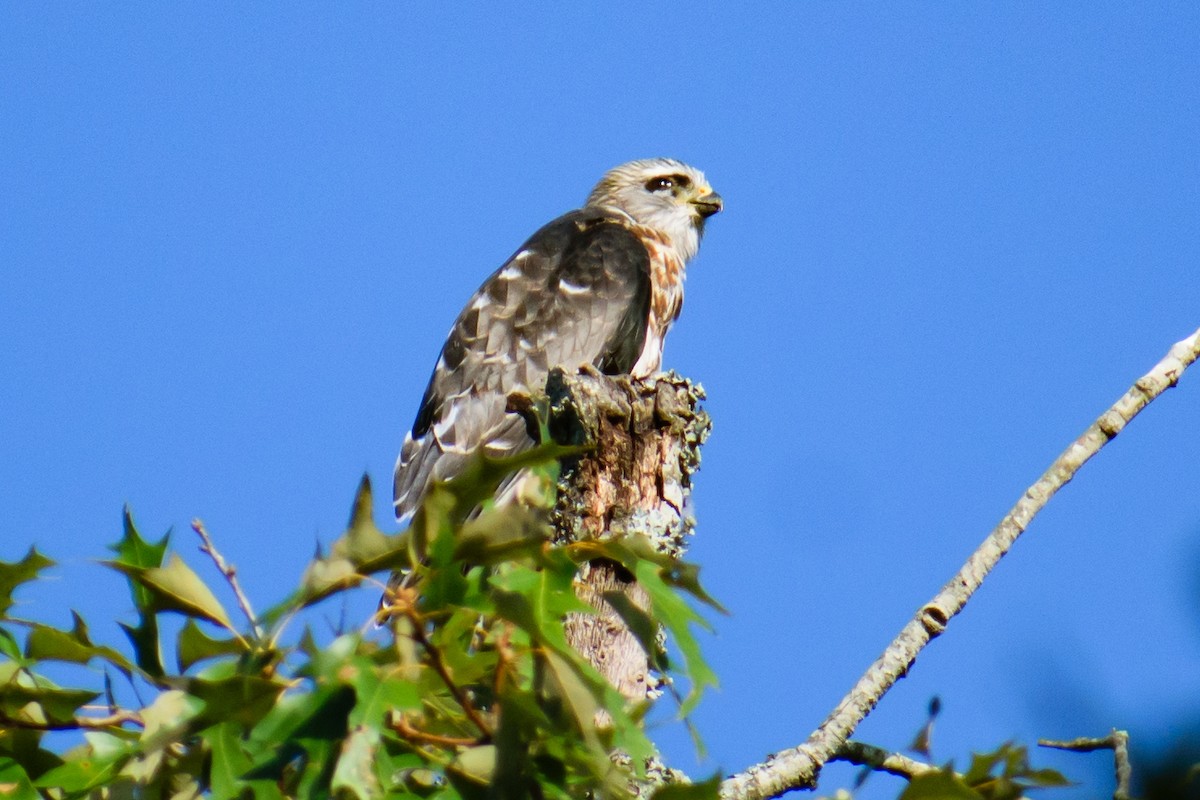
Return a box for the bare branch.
[1040,729,1133,800]
[831,740,935,780]
[389,712,484,748]
[404,608,494,739]
[722,327,1200,800]
[192,518,262,640]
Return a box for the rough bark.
[544,368,710,704]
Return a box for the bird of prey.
[393,158,722,523]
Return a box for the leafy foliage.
[898,743,1071,800]
[0,447,722,799]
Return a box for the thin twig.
[833,741,1035,799]
[1040,729,1133,800]
[192,518,262,640]
[404,608,494,739]
[0,709,143,731]
[721,327,1200,800]
[389,713,483,748]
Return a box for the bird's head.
[585,158,722,262]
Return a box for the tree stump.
[544,369,710,706]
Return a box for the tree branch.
[830,740,935,780]
[0,708,143,731]
[1040,729,1133,800]
[404,607,494,739]
[192,518,262,640]
[721,327,1200,800]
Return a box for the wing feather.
[394,208,651,521]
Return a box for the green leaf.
[600,590,663,669]
[331,475,404,567]
[118,619,164,679]
[345,657,422,730]
[32,731,131,792]
[0,756,40,800]
[1021,767,1071,788]
[0,662,99,725]
[659,560,727,615]
[185,674,286,729]
[295,552,362,609]
[108,506,170,578]
[176,619,247,672]
[123,690,202,784]
[0,548,54,617]
[899,769,985,800]
[453,505,552,566]
[634,560,717,715]
[245,685,357,781]
[107,554,235,632]
[452,744,497,784]
[541,649,602,745]
[963,744,1004,785]
[0,628,22,662]
[650,773,723,800]
[109,508,170,677]
[25,612,136,676]
[204,721,258,800]
[331,725,382,799]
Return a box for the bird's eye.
[646,176,674,192]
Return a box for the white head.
[585,158,722,263]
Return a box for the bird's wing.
[393,208,651,521]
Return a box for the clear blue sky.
[3,5,1199,797]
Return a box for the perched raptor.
[393,158,722,522]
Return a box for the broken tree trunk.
[544,369,710,706]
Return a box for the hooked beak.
[689,188,723,218]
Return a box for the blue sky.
[3,4,1199,797]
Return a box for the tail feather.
[393,392,535,522]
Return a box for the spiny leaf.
[118,619,164,679]
[25,612,135,677]
[330,475,411,574]
[106,554,235,632]
[0,548,54,617]
[176,619,247,672]
[108,508,170,677]
[108,507,169,583]
[295,554,362,609]
[899,769,985,800]
[0,662,99,725]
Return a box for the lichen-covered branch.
[1040,729,1133,800]
[831,740,935,780]
[722,326,1200,800]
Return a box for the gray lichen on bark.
[546,368,710,559]
[543,368,710,793]
[544,369,709,702]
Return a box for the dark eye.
[646,176,675,192]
